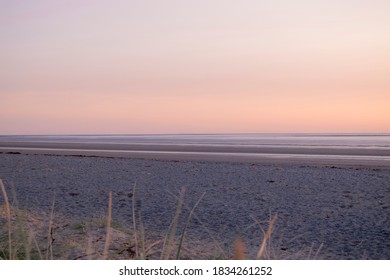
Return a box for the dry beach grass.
[1,178,279,260]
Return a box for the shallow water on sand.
[2,133,390,148]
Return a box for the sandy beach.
[1,144,389,260]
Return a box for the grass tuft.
[0,179,12,259]
[161,187,186,260]
[102,191,112,260]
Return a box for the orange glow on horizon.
[1,1,389,134]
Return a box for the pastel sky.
[1,0,389,134]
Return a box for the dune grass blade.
[257,213,277,259]
[45,195,56,260]
[30,231,43,259]
[15,209,29,259]
[138,211,145,259]
[161,187,185,260]
[313,243,323,260]
[234,238,246,260]
[176,192,205,260]
[10,187,33,260]
[102,191,112,260]
[131,182,139,258]
[0,178,12,259]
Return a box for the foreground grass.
[1,178,317,260]
[0,179,223,259]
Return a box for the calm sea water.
[1,133,390,149]
[1,133,390,162]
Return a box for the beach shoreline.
[1,140,390,169]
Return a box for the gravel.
[1,153,389,259]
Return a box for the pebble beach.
[1,150,389,259]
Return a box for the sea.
[1,133,390,148]
[1,133,390,162]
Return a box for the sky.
[1,0,389,134]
